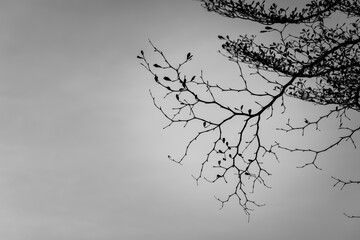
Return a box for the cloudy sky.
[0,0,359,239]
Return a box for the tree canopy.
[139,0,360,219]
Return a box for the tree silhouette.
[138,0,360,219]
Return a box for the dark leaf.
[153,64,161,68]
[182,81,186,88]
[163,76,171,81]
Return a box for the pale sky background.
[0,0,359,239]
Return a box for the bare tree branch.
[138,0,360,218]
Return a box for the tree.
[138,0,360,219]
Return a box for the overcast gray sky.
[0,0,359,239]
